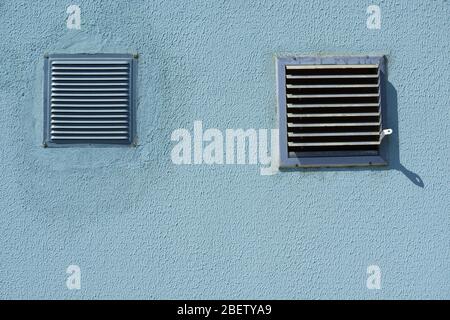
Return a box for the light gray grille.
[44,55,135,146]
[285,64,382,156]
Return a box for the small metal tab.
[380,128,393,141]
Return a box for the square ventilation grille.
[43,54,136,146]
[277,56,391,167]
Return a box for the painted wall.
[0,0,448,299]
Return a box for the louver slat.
[286,74,378,79]
[52,82,129,86]
[46,56,134,144]
[285,63,381,155]
[51,60,129,64]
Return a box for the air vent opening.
[277,56,391,167]
[43,54,136,147]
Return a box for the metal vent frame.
[43,53,137,147]
[276,55,389,168]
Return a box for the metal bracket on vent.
[380,128,393,141]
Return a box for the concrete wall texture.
[0,0,448,299]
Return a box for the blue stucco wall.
[0,0,448,299]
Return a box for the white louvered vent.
[277,56,391,167]
[44,54,135,146]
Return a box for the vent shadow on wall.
[43,53,137,147]
[277,55,392,168]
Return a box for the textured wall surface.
[0,0,448,299]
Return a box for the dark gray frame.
[43,53,137,147]
[276,55,389,168]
